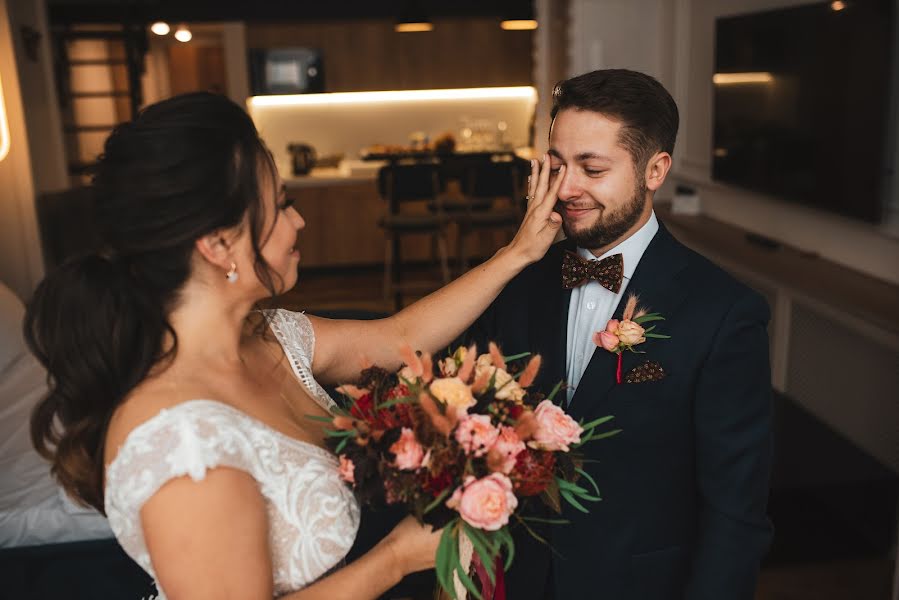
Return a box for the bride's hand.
[506,154,564,265]
[384,515,442,576]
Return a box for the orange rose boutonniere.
[593,294,671,384]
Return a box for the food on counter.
[362,131,456,157]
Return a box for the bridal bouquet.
[316,343,618,600]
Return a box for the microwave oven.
[248,48,325,95]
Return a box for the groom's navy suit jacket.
[465,221,773,600]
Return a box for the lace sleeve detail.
[105,400,360,598]
[264,309,337,413]
[104,402,264,578]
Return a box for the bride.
[25,92,564,599]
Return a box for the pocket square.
[624,360,666,384]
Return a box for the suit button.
[586,301,596,310]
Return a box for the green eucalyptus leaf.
[547,380,564,403]
[304,415,335,423]
[560,488,590,513]
[424,488,452,514]
[575,467,601,498]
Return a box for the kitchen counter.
[283,166,380,188]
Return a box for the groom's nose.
[556,169,582,202]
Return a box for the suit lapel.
[530,241,574,395]
[567,223,690,420]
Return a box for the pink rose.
[605,318,620,333]
[595,330,620,352]
[529,400,583,452]
[337,455,355,485]
[455,414,500,457]
[446,473,518,531]
[616,320,646,346]
[390,427,425,470]
[488,426,526,474]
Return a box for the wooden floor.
[276,265,897,600]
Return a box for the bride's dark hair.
[25,92,281,512]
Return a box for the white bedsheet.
[0,283,112,547]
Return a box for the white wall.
[0,0,44,300]
[568,0,899,286]
[6,0,67,194]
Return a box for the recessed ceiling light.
[149,21,170,36]
[173,25,192,43]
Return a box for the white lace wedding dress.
[104,309,360,599]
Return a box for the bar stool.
[453,155,529,272]
[378,161,452,310]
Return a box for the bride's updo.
[25,92,279,512]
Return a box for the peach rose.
[429,377,476,411]
[605,318,620,333]
[474,355,525,402]
[455,414,500,457]
[446,473,518,531]
[390,427,425,470]
[616,320,646,346]
[337,455,355,485]
[529,400,583,452]
[488,426,526,474]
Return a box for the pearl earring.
[225,262,238,283]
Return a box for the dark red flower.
[510,448,556,496]
[350,393,375,420]
[422,469,454,496]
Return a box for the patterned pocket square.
[624,360,666,384]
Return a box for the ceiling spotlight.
[395,20,434,32]
[501,2,537,30]
[395,0,433,32]
[149,21,170,36]
[830,1,847,11]
[500,19,538,30]
[173,25,192,43]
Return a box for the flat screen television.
[712,0,895,223]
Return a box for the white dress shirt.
[565,211,659,403]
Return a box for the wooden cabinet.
[287,177,515,270]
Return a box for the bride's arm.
[310,156,563,385]
[141,467,437,600]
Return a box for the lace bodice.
[105,310,360,599]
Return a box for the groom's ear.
[644,151,672,192]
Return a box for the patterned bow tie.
[561,251,624,292]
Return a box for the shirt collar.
[576,211,659,281]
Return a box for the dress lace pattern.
[104,310,359,599]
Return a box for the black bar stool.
[377,161,452,310]
[452,155,529,272]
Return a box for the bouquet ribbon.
[454,531,506,600]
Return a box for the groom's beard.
[560,176,648,250]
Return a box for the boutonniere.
[592,294,671,384]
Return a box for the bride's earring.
[225,262,239,283]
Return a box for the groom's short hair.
[551,69,679,170]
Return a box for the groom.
[465,69,773,599]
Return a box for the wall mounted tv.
[712,0,895,223]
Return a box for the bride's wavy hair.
[25,92,283,513]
